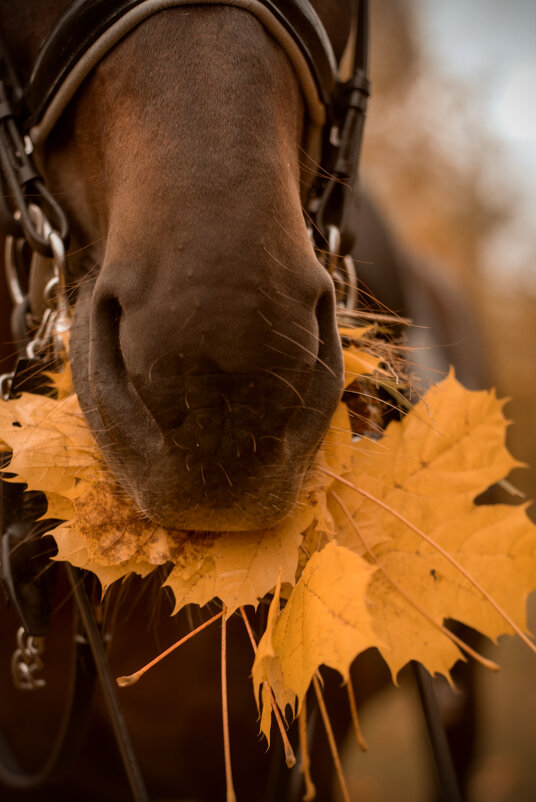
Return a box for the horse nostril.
[96,296,124,374]
[314,289,342,375]
[89,292,163,453]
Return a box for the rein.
[0,2,370,799]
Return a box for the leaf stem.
[346,679,368,751]
[312,674,350,802]
[324,467,536,656]
[221,611,236,802]
[239,606,296,768]
[116,609,224,687]
[298,697,316,801]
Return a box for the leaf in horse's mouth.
[1,328,535,784]
[0,326,384,609]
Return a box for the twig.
[298,698,316,801]
[346,680,367,752]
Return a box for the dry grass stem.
[346,680,368,752]
[221,612,237,802]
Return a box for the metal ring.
[49,229,66,275]
[326,224,341,274]
[43,275,60,307]
[26,340,41,360]
[0,372,14,401]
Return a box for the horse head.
[1,0,355,532]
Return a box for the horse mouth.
[87,402,325,533]
[69,260,344,534]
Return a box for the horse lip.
[90,421,310,532]
[136,503,294,533]
[79,359,340,531]
[126,463,303,532]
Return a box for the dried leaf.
[253,542,378,717]
[165,504,312,617]
[252,370,536,739]
[1,345,535,759]
[51,523,156,593]
[327,370,535,679]
[0,381,313,614]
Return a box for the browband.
[25,0,338,154]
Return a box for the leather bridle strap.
[26,0,338,163]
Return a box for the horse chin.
[136,498,299,534]
[103,441,313,533]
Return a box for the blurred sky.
[414,0,536,286]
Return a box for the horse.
[0,2,489,800]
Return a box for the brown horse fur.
[0,2,487,800]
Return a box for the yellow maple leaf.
[327,370,534,678]
[252,370,536,735]
[2,336,535,762]
[253,542,378,729]
[0,379,314,614]
[0,336,377,610]
[0,392,95,496]
[165,503,312,617]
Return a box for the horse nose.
[90,278,339,432]
[76,253,343,529]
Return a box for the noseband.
[26,0,337,150]
[0,2,370,798]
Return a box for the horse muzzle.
[70,252,343,531]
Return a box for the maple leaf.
[327,370,535,678]
[0,392,96,497]
[253,370,536,734]
[2,338,535,766]
[164,503,312,617]
[0,377,315,613]
[253,542,378,730]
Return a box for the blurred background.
[340,1,536,799]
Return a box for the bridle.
[0,2,370,799]
[0,0,369,385]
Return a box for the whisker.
[262,368,305,404]
[271,330,335,377]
